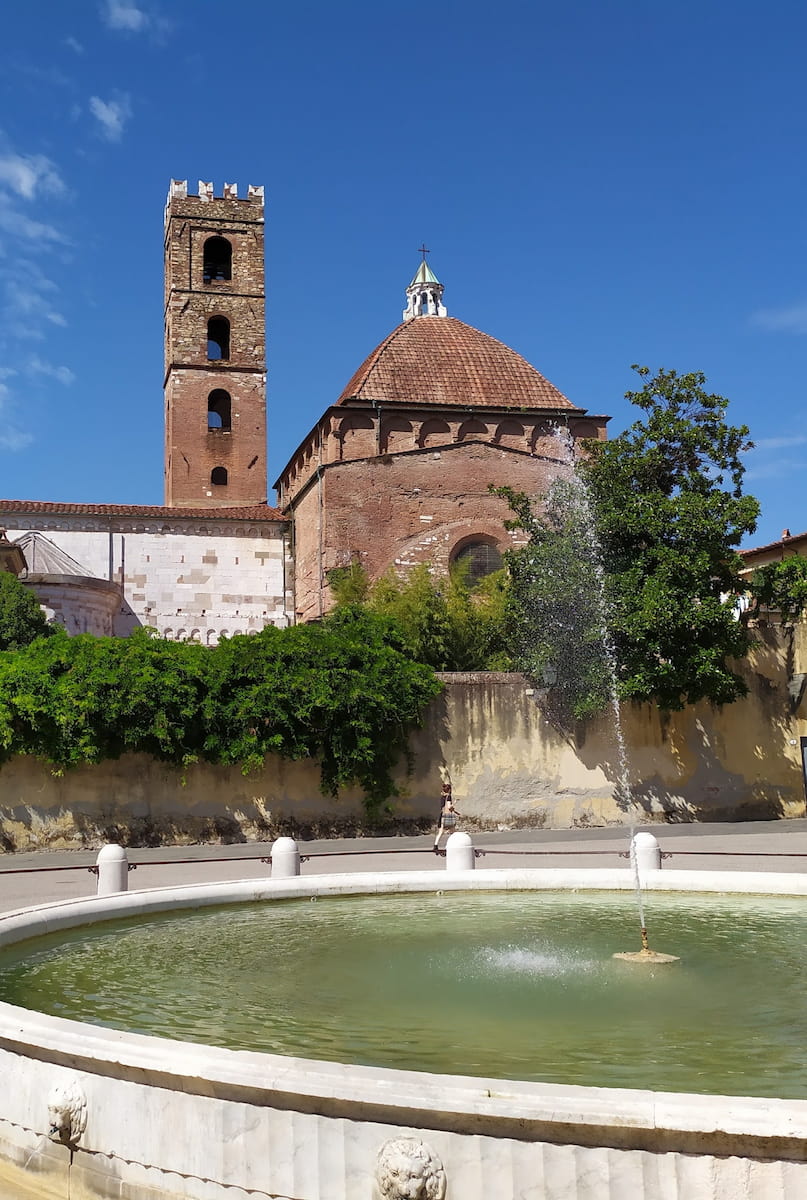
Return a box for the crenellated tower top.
[164,180,264,226]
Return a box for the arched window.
[452,540,503,585]
[211,467,228,486]
[202,236,232,283]
[207,316,230,360]
[207,389,231,431]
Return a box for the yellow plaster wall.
[0,634,804,850]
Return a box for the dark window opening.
[211,467,228,486]
[203,236,232,283]
[208,389,231,431]
[207,316,230,360]
[452,542,503,586]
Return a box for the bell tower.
[163,179,267,508]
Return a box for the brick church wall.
[291,441,564,621]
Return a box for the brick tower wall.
[164,181,267,508]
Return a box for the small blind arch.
[211,466,228,486]
[203,237,232,283]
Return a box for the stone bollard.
[271,836,301,878]
[632,831,662,876]
[445,831,475,871]
[95,844,129,896]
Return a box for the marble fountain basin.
[0,868,806,1199]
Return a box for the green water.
[0,890,805,1098]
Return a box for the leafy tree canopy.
[0,572,55,651]
[0,611,441,811]
[493,479,613,721]
[497,366,760,716]
[329,561,511,671]
[748,556,807,625]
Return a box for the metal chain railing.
[2,843,807,884]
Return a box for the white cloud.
[750,303,807,335]
[751,434,807,452]
[0,383,33,451]
[2,263,67,338]
[0,193,66,243]
[745,458,807,482]
[0,142,71,453]
[65,35,85,54]
[0,428,33,452]
[0,152,63,200]
[89,94,132,141]
[26,357,75,385]
[101,0,149,31]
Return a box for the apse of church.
[276,258,609,622]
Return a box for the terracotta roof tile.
[740,530,807,557]
[0,500,285,521]
[337,316,578,411]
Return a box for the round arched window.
[452,541,503,585]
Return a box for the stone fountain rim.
[1,867,807,1160]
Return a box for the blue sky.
[1,0,805,548]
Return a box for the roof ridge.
[0,499,285,520]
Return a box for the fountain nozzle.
[613,928,680,965]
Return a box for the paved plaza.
[2,817,807,912]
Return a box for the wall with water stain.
[0,628,804,850]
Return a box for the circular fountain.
[1,860,807,1200]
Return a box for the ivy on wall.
[0,605,441,811]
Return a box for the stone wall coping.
[2,869,807,1161]
[21,573,121,594]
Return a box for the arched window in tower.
[207,316,230,360]
[207,389,232,431]
[211,467,228,486]
[451,540,503,586]
[202,236,232,283]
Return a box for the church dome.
[336,315,576,411]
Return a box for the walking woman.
[434,781,461,852]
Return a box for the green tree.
[494,479,613,721]
[444,562,512,671]
[0,614,440,811]
[327,562,511,671]
[498,366,760,716]
[367,565,454,667]
[327,561,371,605]
[748,557,807,625]
[0,572,55,651]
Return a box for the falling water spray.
[545,429,678,964]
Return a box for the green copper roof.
[408,261,440,287]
